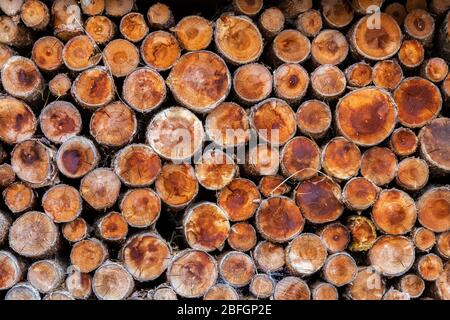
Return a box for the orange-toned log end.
[40,101,81,144]
[215,15,263,65]
[281,137,321,181]
[372,60,403,91]
[413,227,436,252]
[121,232,171,282]
[343,177,379,211]
[346,266,385,300]
[351,13,402,61]
[249,274,274,299]
[259,175,291,198]
[27,260,64,294]
[0,96,36,145]
[3,182,34,213]
[0,44,15,69]
[323,252,357,287]
[5,283,41,300]
[390,127,418,157]
[295,176,343,224]
[0,251,22,291]
[56,136,99,179]
[80,168,121,210]
[398,273,425,298]
[104,0,133,17]
[322,0,354,29]
[286,233,327,276]
[71,67,115,109]
[273,276,310,300]
[195,149,236,191]
[155,163,198,209]
[233,63,272,105]
[66,270,92,300]
[345,62,373,88]
[417,186,450,233]
[272,29,310,65]
[113,144,161,187]
[90,102,137,148]
[273,63,310,104]
[319,223,350,253]
[167,250,217,298]
[80,0,104,15]
[372,189,417,235]
[437,232,450,259]
[93,261,134,300]
[312,282,338,300]
[147,2,174,29]
[103,39,139,78]
[346,215,378,252]
[312,29,348,66]
[394,77,442,128]
[0,164,15,188]
[417,253,444,281]
[85,16,116,45]
[219,251,255,288]
[204,284,239,300]
[173,16,212,51]
[296,10,322,38]
[385,2,407,25]
[62,35,100,72]
[43,185,82,223]
[253,241,285,273]
[295,100,331,139]
[256,196,304,243]
[120,12,148,43]
[97,211,128,242]
[422,58,449,83]
[70,238,108,273]
[404,9,435,45]
[398,39,425,69]
[233,0,263,16]
[20,0,50,30]
[227,222,257,252]
[246,144,280,176]
[433,262,450,300]
[218,178,260,222]
[62,218,88,243]
[419,117,450,174]
[48,73,72,98]
[32,36,63,72]
[369,235,415,277]
[361,147,398,186]
[184,202,230,252]
[311,65,346,100]
[120,188,160,228]
[396,157,429,191]
[141,31,180,71]
[9,211,59,258]
[322,137,361,181]
[258,7,285,39]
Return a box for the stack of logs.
[0,0,449,300]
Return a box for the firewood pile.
[0,0,449,300]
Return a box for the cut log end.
[5,282,41,300]
[233,0,263,16]
[419,118,450,173]
[233,63,272,105]
[422,58,449,83]
[390,127,418,157]
[296,10,322,38]
[322,137,361,181]
[272,29,310,65]
[286,233,327,276]
[273,63,310,104]
[398,273,425,298]
[385,2,407,25]
[311,282,338,300]
[347,215,377,252]
[273,277,310,300]
[27,260,64,294]
[120,12,149,43]
[258,175,291,198]
[312,29,348,66]
[3,182,34,214]
[249,274,274,299]
[319,223,350,253]
[346,266,385,300]
[40,101,81,144]
[436,232,450,259]
[62,218,88,243]
[48,74,72,98]
[195,149,236,191]
[173,16,213,51]
[120,188,161,228]
[245,144,280,176]
[413,227,436,252]
[93,261,134,300]
[0,96,36,145]
[141,31,180,71]
[323,252,357,287]
[311,64,346,100]
[258,7,285,39]
[417,186,450,233]
[147,3,174,29]
[70,238,108,273]
[345,62,373,88]
[360,147,398,186]
[66,270,92,300]
[372,59,403,91]
[396,157,429,191]
[63,35,101,72]
[253,241,285,273]
[227,222,257,252]
[103,39,139,78]
[72,67,115,109]
[79,168,121,210]
[343,177,379,211]
[97,211,128,242]
[417,253,443,281]
[85,16,116,45]
[104,0,133,17]
[0,251,22,291]
[32,36,63,72]
[404,9,435,46]
[204,284,239,300]
[398,39,425,69]
[56,136,99,179]
[42,184,81,223]
[281,136,321,181]
[322,0,354,29]
[218,178,260,222]
[219,251,255,288]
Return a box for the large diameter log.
[285,233,327,276]
[85,16,116,45]
[233,63,272,105]
[32,36,63,73]
[419,117,450,174]
[0,250,23,291]
[342,177,379,211]
[147,3,174,30]
[0,16,32,47]
[311,29,348,65]
[346,266,385,300]
[417,186,450,233]
[70,238,108,273]
[3,182,35,214]
[227,222,257,252]
[141,31,180,71]
[273,277,310,300]
[280,136,321,181]
[63,35,101,72]
[273,63,310,104]
[27,259,64,294]
[120,188,161,228]
[39,101,82,144]
[389,127,418,157]
[322,137,361,181]
[195,149,236,191]
[93,261,134,300]
[219,251,255,288]
[51,0,83,41]
[396,157,429,191]
[120,12,148,43]
[346,215,378,252]
[42,184,82,223]
[204,284,239,300]
[79,168,121,210]
[322,252,357,287]
[71,67,115,109]
[322,0,354,29]
[172,16,213,51]
[253,241,285,273]
[360,147,398,186]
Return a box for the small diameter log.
[412,227,436,252]
[227,222,257,252]
[323,252,357,287]
[120,188,160,228]
[322,0,354,29]
[48,73,72,97]
[147,107,204,161]
[42,184,82,223]
[398,39,424,69]
[259,175,291,198]
[0,212,11,245]
[218,178,260,222]
[1,56,44,104]
[172,16,212,51]
[70,238,108,273]
[233,63,272,105]
[271,29,310,65]
[123,67,166,113]
[85,16,116,45]
[184,202,230,252]
[345,62,373,88]
[195,149,236,191]
[62,217,88,243]
[255,196,305,243]
[20,0,49,30]
[273,277,311,300]
[294,176,344,224]
[113,144,161,187]
[280,136,321,181]
[147,3,174,29]
[369,235,415,277]
[312,29,348,66]
[93,261,134,300]
[5,282,41,300]
[360,147,398,186]
[421,58,449,83]
[204,284,239,300]
[103,39,139,78]
[233,0,263,16]
[253,241,285,273]
[205,102,250,148]
[383,288,410,300]
[258,7,285,39]
[167,249,217,298]
[319,223,350,253]
[404,9,435,46]
[385,2,407,25]
[371,188,417,235]
[346,215,377,252]
[96,211,128,242]
[3,182,35,214]
[249,274,275,299]
[90,102,137,148]
[279,0,313,19]
[322,137,361,181]
[372,59,403,91]
[215,15,263,65]
[296,10,322,38]
[27,260,64,294]
[32,36,63,72]
[419,118,450,174]
[9,211,59,258]
[80,168,121,210]
[51,0,83,40]
[0,250,23,291]
[286,233,327,276]
[311,64,346,100]
[120,12,148,43]
[417,186,450,233]
[152,285,177,300]
[397,273,425,298]
[295,100,331,139]
[0,164,15,187]
[311,282,338,300]
[155,163,198,210]
[141,31,180,71]
[56,136,99,179]
[72,67,115,109]
[433,262,450,300]
[11,139,56,188]
[350,13,402,61]
[389,127,418,157]
[65,270,92,300]
[346,266,385,300]
[80,0,104,16]
[396,157,429,191]
[39,101,82,144]
[273,63,310,104]
[416,253,443,281]
[342,177,379,211]
[43,291,74,300]
[436,232,450,259]
[0,16,32,47]
[219,251,255,288]
[104,0,134,17]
